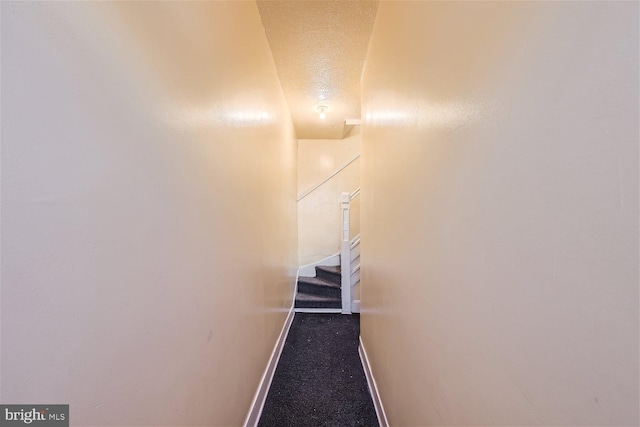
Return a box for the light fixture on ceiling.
[316,104,328,120]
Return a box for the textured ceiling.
[257,1,379,139]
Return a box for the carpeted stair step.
[315,265,341,284]
[294,292,341,309]
[297,276,341,298]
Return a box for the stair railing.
[341,188,361,314]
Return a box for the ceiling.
[256,1,379,139]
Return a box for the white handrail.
[297,154,361,202]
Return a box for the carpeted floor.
[258,313,379,427]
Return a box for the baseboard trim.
[294,308,342,313]
[243,306,295,427]
[359,337,389,427]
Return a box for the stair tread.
[316,265,341,275]
[295,294,341,309]
[295,292,341,302]
[297,276,340,289]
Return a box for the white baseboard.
[243,307,295,427]
[294,308,342,313]
[359,337,389,427]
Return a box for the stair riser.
[315,269,341,284]
[297,281,341,298]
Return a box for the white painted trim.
[297,154,361,201]
[351,300,361,313]
[243,272,298,427]
[350,245,360,263]
[350,187,361,200]
[351,269,361,288]
[293,266,300,305]
[351,263,361,276]
[298,251,341,278]
[341,192,352,314]
[359,337,389,427]
[294,308,342,314]
[341,243,352,314]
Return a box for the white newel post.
[341,192,352,314]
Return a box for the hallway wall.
[298,129,361,266]
[1,2,297,426]
[360,2,639,426]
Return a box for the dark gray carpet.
[258,314,379,427]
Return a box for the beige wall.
[361,2,638,426]
[298,130,361,266]
[1,2,296,426]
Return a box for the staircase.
[293,188,360,313]
[295,265,342,309]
